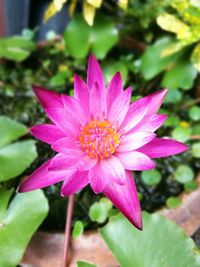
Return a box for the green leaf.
[161,55,197,90]
[192,142,200,158]
[191,43,200,71]
[0,189,14,221]
[164,88,182,103]
[192,123,200,135]
[174,165,195,184]
[166,197,181,208]
[164,116,180,127]
[172,126,191,142]
[141,169,161,186]
[140,37,178,80]
[0,190,48,267]
[0,140,37,181]
[0,37,35,62]
[184,181,198,192]
[0,116,27,148]
[89,202,108,223]
[72,220,84,238]
[100,212,200,267]
[102,60,128,85]
[189,106,200,121]
[77,261,97,267]
[64,14,118,59]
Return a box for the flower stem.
[62,194,75,267]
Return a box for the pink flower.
[18,55,188,229]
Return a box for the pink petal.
[89,163,109,193]
[45,108,80,136]
[51,137,80,153]
[33,85,63,109]
[87,54,104,89]
[49,153,97,172]
[61,171,89,196]
[100,156,126,185]
[119,97,152,133]
[108,87,132,126]
[90,82,107,120]
[17,159,74,192]
[103,171,142,229]
[62,94,90,125]
[131,114,167,133]
[117,132,156,152]
[146,89,168,114]
[137,138,189,158]
[74,74,90,112]
[106,72,123,111]
[117,151,155,170]
[30,124,65,145]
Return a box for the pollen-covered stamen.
[79,120,121,159]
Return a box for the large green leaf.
[0,140,37,182]
[64,14,118,59]
[140,37,179,80]
[161,55,197,90]
[0,116,27,148]
[0,37,35,62]
[0,116,37,182]
[0,190,48,267]
[100,212,200,267]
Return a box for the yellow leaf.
[191,43,200,71]
[69,0,77,17]
[161,42,184,57]
[44,0,67,22]
[86,0,102,8]
[118,0,129,10]
[157,14,189,39]
[83,0,96,26]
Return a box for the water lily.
[18,55,188,229]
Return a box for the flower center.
[79,120,121,159]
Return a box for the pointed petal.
[108,87,132,126]
[106,72,123,111]
[17,160,74,192]
[137,138,189,158]
[61,171,89,196]
[131,114,167,133]
[33,85,63,109]
[117,132,156,152]
[74,74,90,112]
[117,151,155,170]
[146,89,168,114]
[100,156,126,185]
[89,163,109,193]
[87,54,104,89]
[103,171,142,229]
[62,94,90,125]
[45,108,80,136]
[30,124,65,145]
[119,97,151,133]
[90,82,107,120]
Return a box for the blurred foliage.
[44,0,128,26]
[100,212,200,267]
[0,0,200,232]
[157,0,200,71]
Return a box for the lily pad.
[0,116,37,181]
[141,169,161,186]
[174,165,195,184]
[100,212,200,267]
[0,189,48,267]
